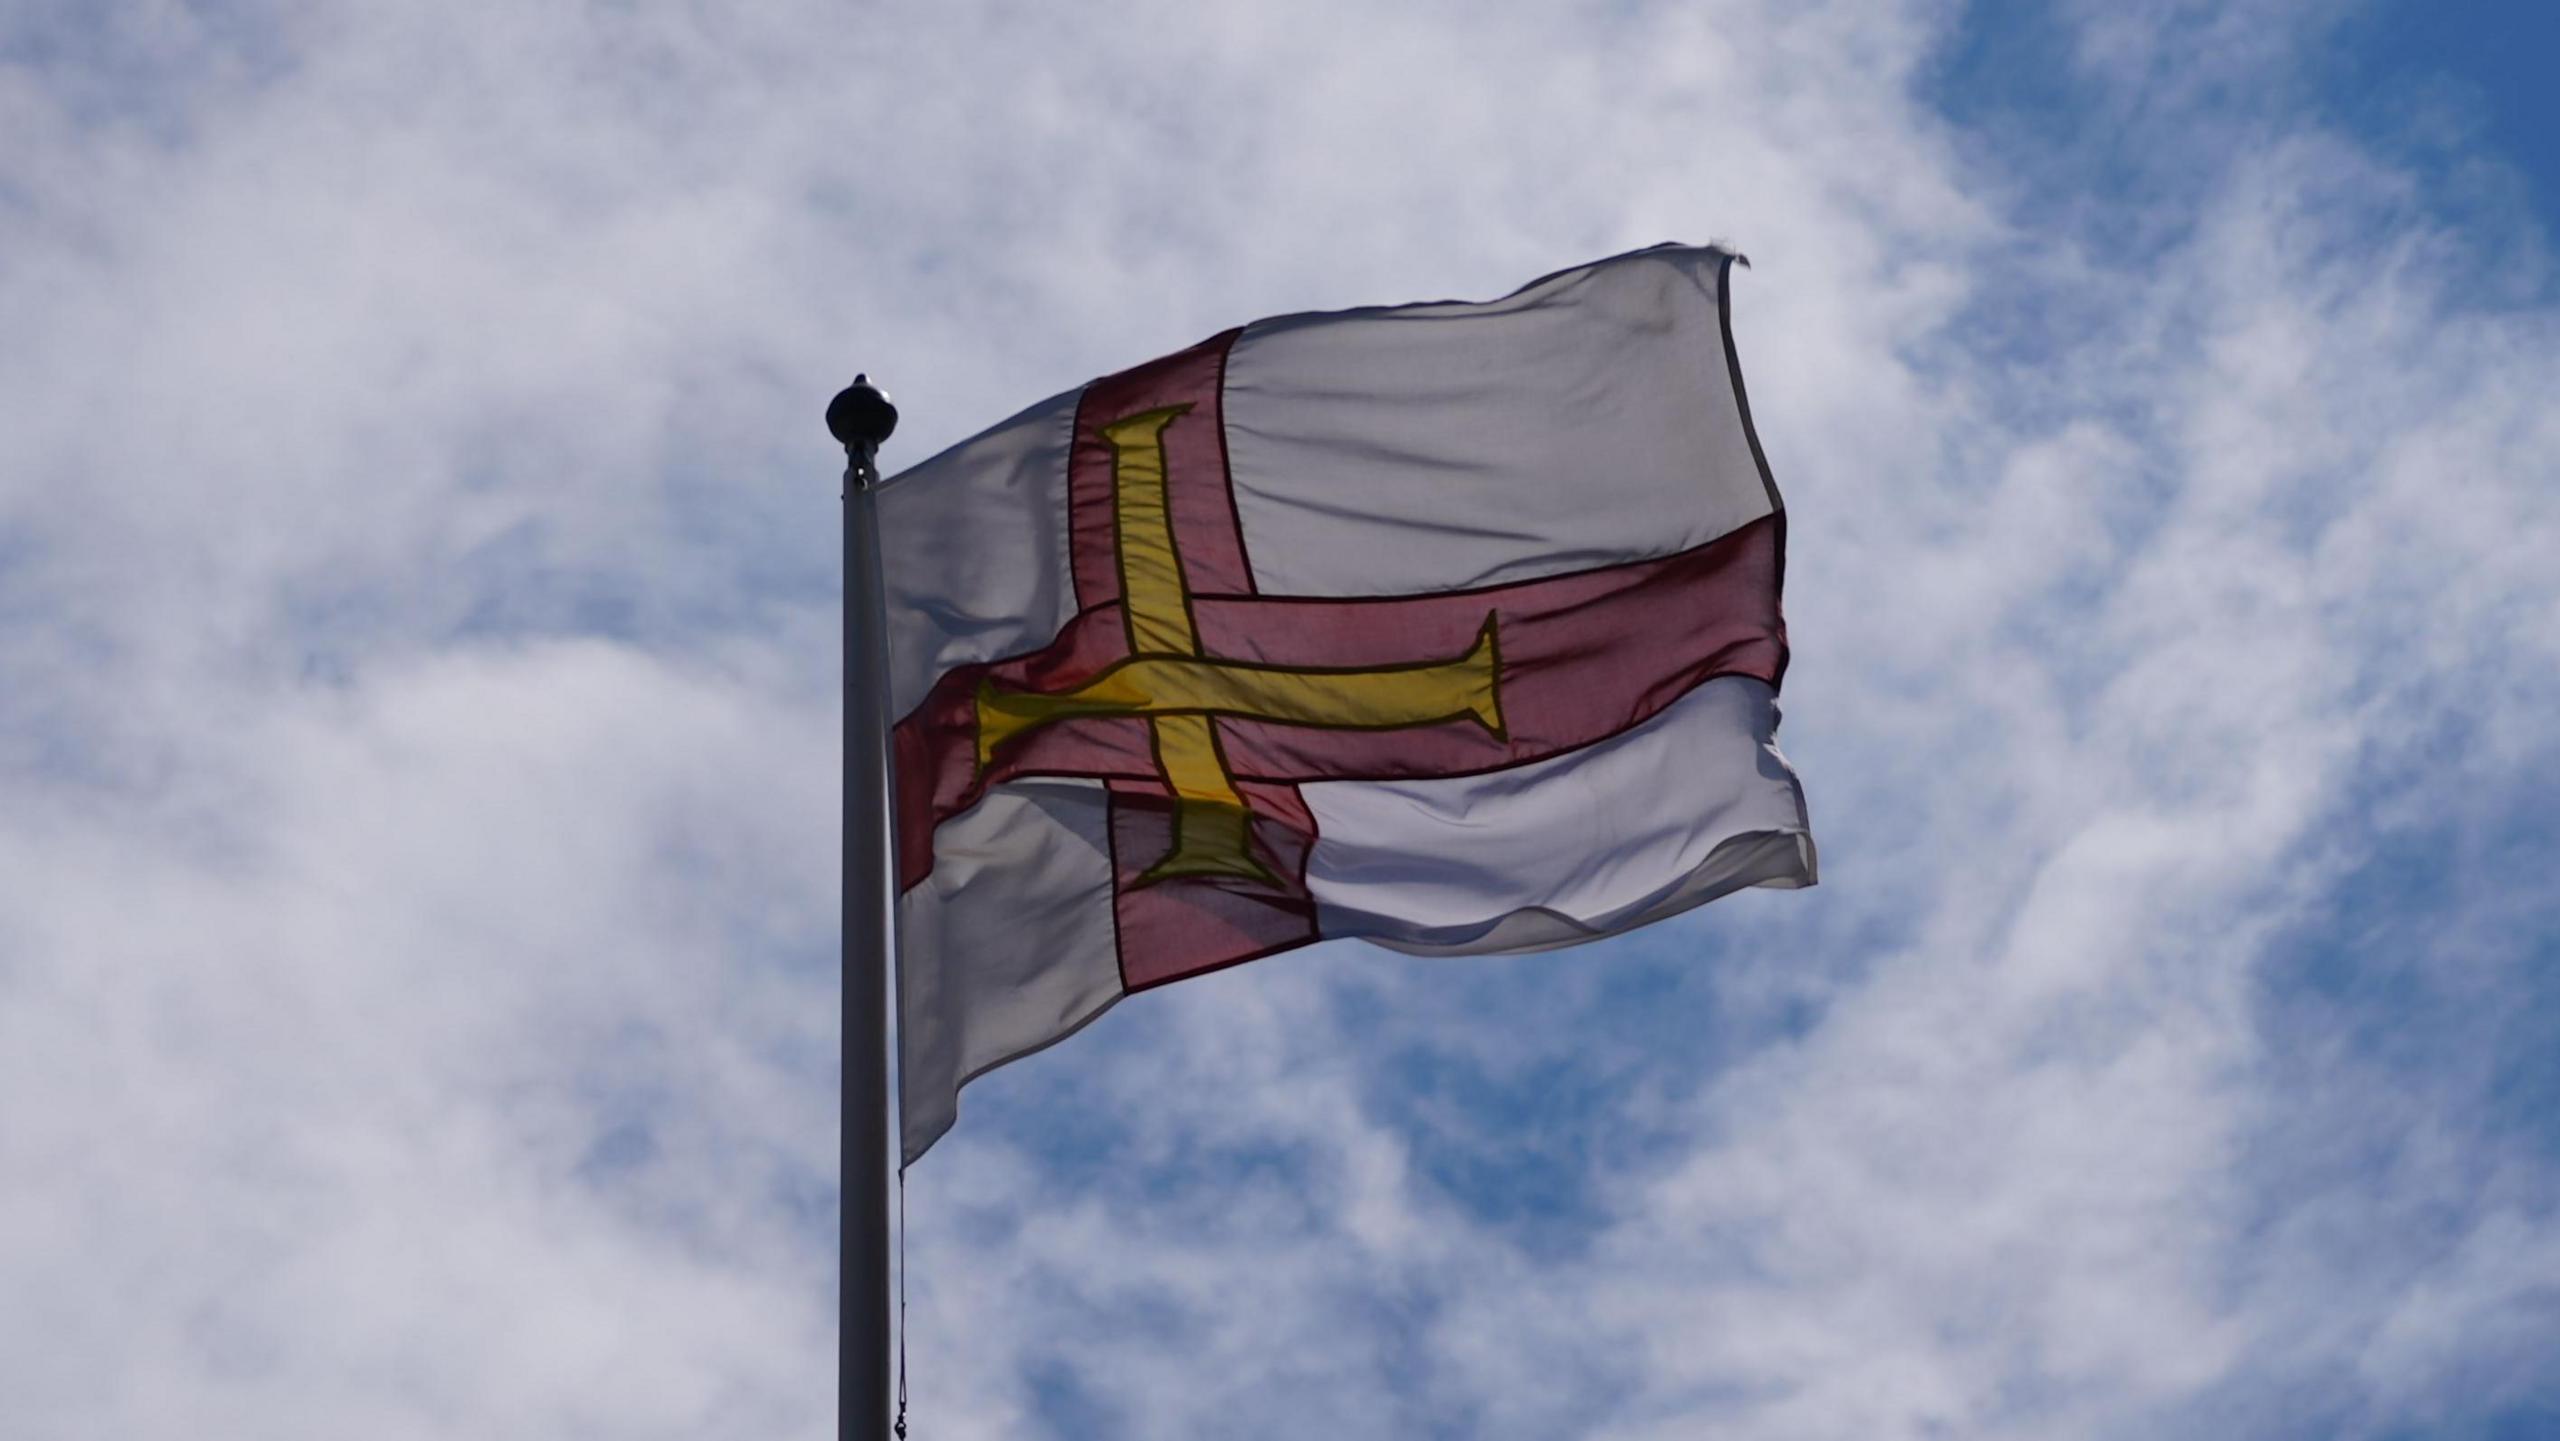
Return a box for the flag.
[876,244,1814,1162]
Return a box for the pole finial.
[828,374,900,456]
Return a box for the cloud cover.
[2,1,2556,1437]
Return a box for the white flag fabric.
[877,244,1815,1162]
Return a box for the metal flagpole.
[828,375,899,1441]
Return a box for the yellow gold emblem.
[977,405,1504,886]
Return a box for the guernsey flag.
[878,245,1815,1162]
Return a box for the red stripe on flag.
[1066,329,1253,608]
[1107,779,1318,992]
[893,512,1785,891]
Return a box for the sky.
[2,1,2557,1438]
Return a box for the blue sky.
[2,3,2558,1439]
[2330,1,2560,237]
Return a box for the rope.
[893,1163,909,1439]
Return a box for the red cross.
[894,332,1787,990]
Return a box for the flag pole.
[828,375,899,1441]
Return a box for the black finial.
[827,373,899,455]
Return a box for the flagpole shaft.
[833,379,900,1441]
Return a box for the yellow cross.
[975,404,1506,887]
